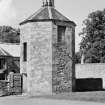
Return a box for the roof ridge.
[53,8,70,21]
[48,7,52,19]
[0,42,20,45]
[26,7,44,21]
[0,47,12,56]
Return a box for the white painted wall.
[76,63,105,89]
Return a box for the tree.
[0,26,20,43]
[75,52,81,64]
[79,9,105,63]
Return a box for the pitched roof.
[0,43,20,57]
[0,47,12,57]
[20,6,76,26]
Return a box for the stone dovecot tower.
[20,0,76,96]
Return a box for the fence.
[0,73,22,96]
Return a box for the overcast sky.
[0,0,105,51]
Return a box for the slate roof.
[0,43,20,57]
[20,6,76,26]
[0,47,12,57]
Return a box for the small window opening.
[23,42,27,61]
[57,26,66,43]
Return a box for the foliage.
[75,52,81,64]
[0,26,20,43]
[79,9,105,63]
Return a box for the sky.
[0,0,105,52]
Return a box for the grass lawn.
[30,91,105,103]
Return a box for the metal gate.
[0,73,23,96]
[8,73,23,95]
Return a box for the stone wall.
[21,22,53,95]
[20,21,75,95]
[52,24,75,93]
[0,80,8,96]
[20,23,31,93]
[52,43,73,93]
[20,23,31,74]
[76,63,105,89]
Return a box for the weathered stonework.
[20,21,75,95]
[20,22,53,95]
[20,23,32,92]
[52,43,73,93]
[52,24,75,93]
[28,22,52,95]
[20,23,31,74]
[20,2,76,95]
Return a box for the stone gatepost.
[20,0,76,96]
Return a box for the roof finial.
[45,0,48,6]
[42,0,48,7]
[48,0,54,7]
[50,0,54,7]
[42,0,54,7]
